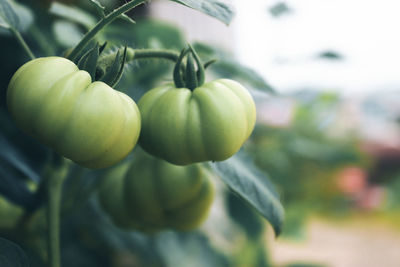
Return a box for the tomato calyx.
[75,42,128,88]
[172,44,215,91]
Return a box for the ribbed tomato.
[7,57,141,169]
[138,79,256,165]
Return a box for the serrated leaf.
[0,238,29,267]
[50,2,96,29]
[210,152,284,236]
[89,0,106,17]
[0,0,19,29]
[169,0,234,25]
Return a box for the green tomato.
[98,150,215,232]
[98,162,140,229]
[7,57,141,169]
[138,79,256,165]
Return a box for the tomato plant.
[0,1,284,267]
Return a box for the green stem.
[67,0,148,61]
[127,48,179,62]
[10,27,35,60]
[30,25,55,56]
[45,158,69,267]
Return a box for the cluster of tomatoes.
[7,56,256,231]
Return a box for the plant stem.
[127,48,179,62]
[10,27,35,60]
[45,158,69,267]
[68,0,148,61]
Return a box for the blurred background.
[150,1,400,266]
[1,0,400,266]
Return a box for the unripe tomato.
[7,57,141,169]
[98,150,215,232]
[97,162,141,229]
[138,79,256,165]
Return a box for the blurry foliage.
[0,237,29,267]
[193,42,275,93]
[317,51,343,60]
[249,91,368,238]
[269,2,292,18]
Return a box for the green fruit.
[98,150,214,232]
[138,79,256,165]
[7,57,141,169]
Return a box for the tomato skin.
[7,57,141,169]
[98,150,214,232]
[138,79,256,165]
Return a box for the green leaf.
[203,59,217,69]
[317,50,343,60]
[213,61,275,93]
[53,20,84,48]
[0,0,19,29]
[0,0,32,32]
[193,42,275,93]
[49,2,97,29]
[169,0,235,25]
[110,46,128,87]
[155,233,230,267]
[77,43,100,81]
[0,238,29,267]
[227,192,264,240]
[100,48,127,86]
[210,152,284,236]
[269,2,292,18]
[0,134,40,182]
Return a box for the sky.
[233,0,400,95]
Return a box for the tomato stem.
[45,156,69,267]
[127,48,179,62]
[10,27,35,60]
[67,0,148,62]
